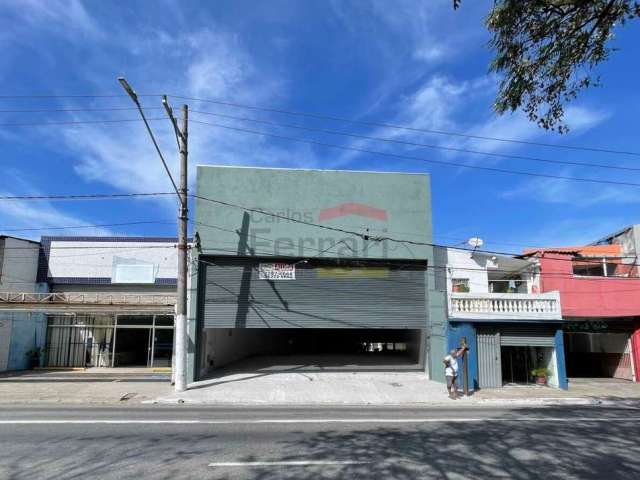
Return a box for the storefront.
[45,313,174,368]
[448,322,568,390]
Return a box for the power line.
[4,104,632,171]
[190,109,639,173]
[170,95,640,158]
[2,219,638,282]
[197,246,640,284]
[0,187,599,250]
[193,220,356,259]
[0,107,164,113]
[1,189,634,262]
[0,192,174,201]
[0,94,163,99]
[1,245,175,250]
[2,92,636,156]
[1,220,174,233]
[189,193,640,261]
[0,117,170,127]
[189,119,640,188]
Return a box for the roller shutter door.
[201,257,427,329]
[499,327,556,347]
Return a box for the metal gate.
[201,257,428,329]
[477,328,502,388]
[500,327,556,346]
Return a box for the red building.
[523,228,640,383]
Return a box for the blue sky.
[1,0,639,252]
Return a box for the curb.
[32,367,86,372]
[146,397,623,407]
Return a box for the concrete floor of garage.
[205,353,423,373]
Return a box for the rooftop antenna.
[467,237,484,252]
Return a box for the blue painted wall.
[447,321,568,391]
[446,322,478,391]
[6,312,46,371]
[554,328,568,390]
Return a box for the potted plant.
[453,283,470,293]
[531,367,551,385]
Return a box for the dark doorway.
[564,332,633,379]
[153,329,174,367]
[114,328,150,366]
[501,346,530,384]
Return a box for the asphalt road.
[1,404,640,479]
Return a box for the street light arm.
[163,95,184,150]
[117,77,181,201]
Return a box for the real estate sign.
[258,263,296,280]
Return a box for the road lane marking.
[208,460,370,467]
[1,417,640,425]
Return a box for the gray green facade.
[188,166,446,382]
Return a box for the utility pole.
[174,104,189,392]
[461,337,469,397]
[118,78,189,393]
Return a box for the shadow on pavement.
[3,406,640,479]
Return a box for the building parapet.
[0,291,176,313]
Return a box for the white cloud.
[413,44,446,63]
[500,168,640,208]
[501,217,630,251]
[324,74,495,169]
[36,24,323,200]
[1,0,102,38]
[0,195,113,239]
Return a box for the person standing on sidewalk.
[443,346,467,399]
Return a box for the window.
[452,278,470,293]
[489,279,526,293]
[572,258,620,277]
[112,256,157,284]
[116,315,154,326]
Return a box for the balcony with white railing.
[448,291,562,320]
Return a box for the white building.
[38,236,178,369]
[435,246,567,390]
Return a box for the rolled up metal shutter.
[499,327,556,346]
[201,257,427,329]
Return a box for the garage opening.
[200,328,424,374]
[564,332,633,380]
[197,257,428,378]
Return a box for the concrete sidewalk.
[158,371,452,405]
[154,371,640,407]
[2,368,640,407]
[0,369,173,404]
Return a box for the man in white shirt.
[443,346,467,399]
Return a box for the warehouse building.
[187,166,445,382]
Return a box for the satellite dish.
[468,237,484,249]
